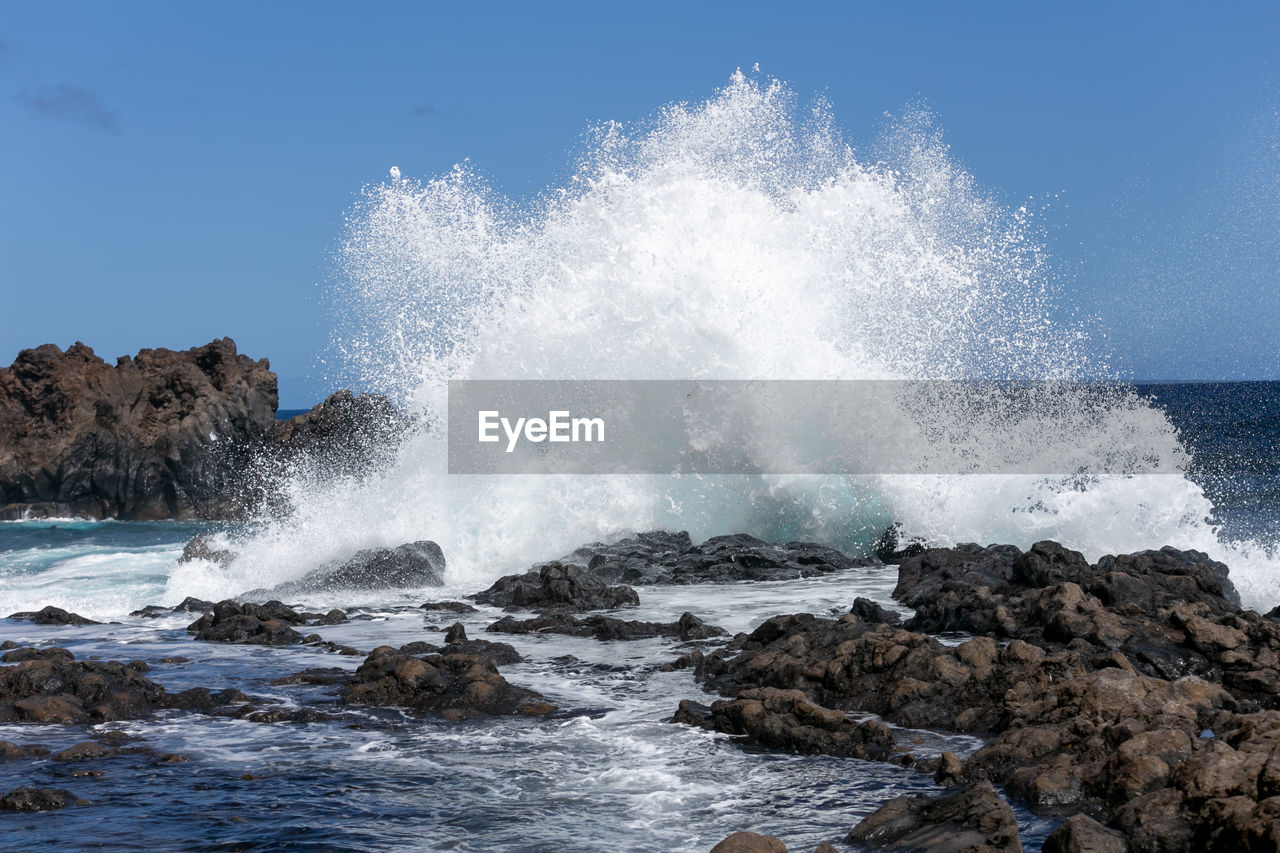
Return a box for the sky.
[1,1,1277,407]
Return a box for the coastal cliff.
[0,339,399,521]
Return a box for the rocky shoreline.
[2,531,1278,849]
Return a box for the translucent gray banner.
[446,380,1183,475]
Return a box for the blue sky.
[1,1,1277,406]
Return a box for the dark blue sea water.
[0,383,1276,851]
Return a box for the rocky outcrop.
[0,649,171,723]
[674,687,895,760]
[0,340,410,521]
[266,389,407,478]
[0,339,277,520]
[472,562,640,612]
[487,610,727,642]
[186,600,306,645]
[7,605,99,625]
[249,541,446,598]
[553,531,879,585]
[847,781,1023,853]
[687,613,1086,734]
[130,596,216,618]
[893,541,1280,707]
[339,646,554,720]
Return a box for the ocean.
[3,75,1278,850]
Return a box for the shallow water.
[0,541,1056,852]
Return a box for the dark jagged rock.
[0,339,278,520]
[267,389,408,478]
[7,605,99,626]
[472,562,639,612]
[0,649,171,723]
[0,645,74,666]
[396,633,523,666]
[708,832,788,853]
[553,531,879,585]
[339,646,554,719]
[673,686,894,760]
[872,522,927,563]
[848,597,900,624]
[690,612,1085,734]
[129,596,215,618]
[178,534,237,566]
[421,600,478,614]
[187,600,305,645]
[0,787,88,811]
[1042,814,1128,853]
[892,541,1280,707]
[847,781,1023,852]
[250,541,446,599]
[487,610,728,642]
[312,609,349,625]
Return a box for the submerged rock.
[0,787,88,811]
[7,605,99,626]
[487,610,728,642]
[340,646,554,719]
[847,781,1023,852]
[187,600,305,645]
[472,562,639,612]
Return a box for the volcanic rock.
[892,541,1280,707]
[0,650,171,723]
[472,562,639,612]
[673,686,894,759]
[554,531,879,585]
[847,781,1023,852]
[339,646,554,719]
[0,787,88,811]
[7,605,99,626]
[187,600,305,645]
[0,339,278,520]
[129,596,215,618]
[709,832,788,853]
[250,541,446,599]
[178,534,237,566]
[487,610,728,642]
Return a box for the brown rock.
[709,831,788,853]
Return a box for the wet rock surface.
[7,605,100,626]
[0,786,88,811]
[892,541,1280,704]
[0,648,175,723]
[252,540,446,599]
[471,562,640,612]
[553,531,880,585]
[129,596,215,618]
[673,686,894,760]
[709,832,789,852]
[186,600,306,645]
[339,645,554,719]
[487,610,728,642]
[847,780,1023,853]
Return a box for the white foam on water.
[164,70,1279,611]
